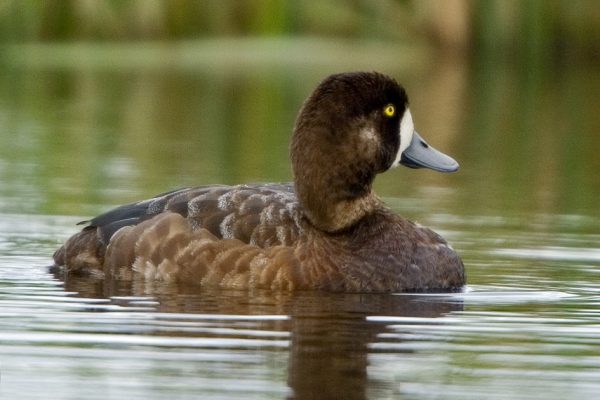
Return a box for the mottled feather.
[53,72,466,292]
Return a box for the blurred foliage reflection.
[0,0,597,220]
[0,53,597,219]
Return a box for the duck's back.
[53,183,464,292]
[53,184,305,285]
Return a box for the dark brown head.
[290,72,458,232]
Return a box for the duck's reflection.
[285,293,460,400]
[56,272,463,400]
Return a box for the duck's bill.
[400,131,459,173]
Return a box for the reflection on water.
[0,44,599,399]
[1,46,598,218]
[1,211,598,400]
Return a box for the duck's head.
[291,72,459,232]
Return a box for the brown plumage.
[53,72,465,292]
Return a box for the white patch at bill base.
[391,109,415,168]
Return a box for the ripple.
[391,286,576,305]
[494,247,600,262]
[1,213,600,400]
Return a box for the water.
[0,43,599,399]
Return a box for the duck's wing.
[53,183,304,272]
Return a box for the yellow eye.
[383,104,395,118]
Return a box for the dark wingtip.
[48,264,64,275]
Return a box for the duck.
[53,71,465,292]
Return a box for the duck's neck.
[299,187,381,232]
[292,141,381,232]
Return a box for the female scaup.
[53,72,465,292]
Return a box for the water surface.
[0,44,598,399]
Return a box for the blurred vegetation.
[0,48,597,217]
[0,0,598,62]
[0,0,598,217]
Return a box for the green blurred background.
[0,0,598,219]
[1,0,597,59]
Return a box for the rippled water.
[0,43,599,399]
[1,211,598,400]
